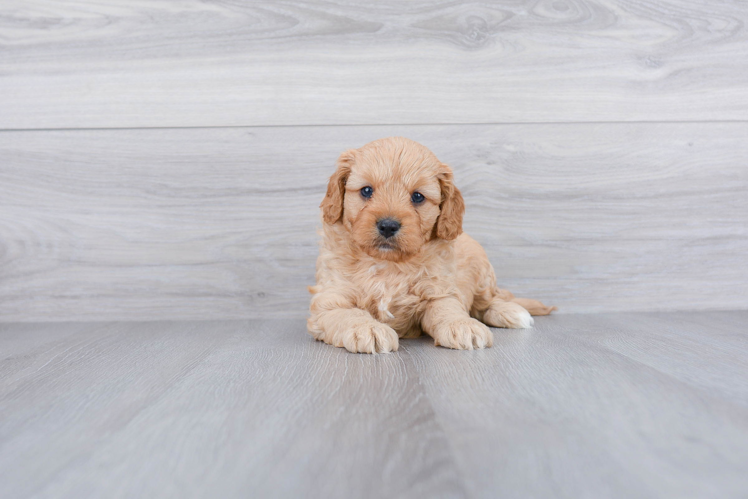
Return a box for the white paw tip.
[518,310,534,329]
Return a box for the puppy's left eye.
[411,191,425,204]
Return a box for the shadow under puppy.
[308,137,556,353]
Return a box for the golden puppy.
[308,137,556,353]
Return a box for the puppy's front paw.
[483,301,534,329]
[341,321,399,354]
[433,318,493,350]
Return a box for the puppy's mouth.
[377,242,396,251]
[365,236,410,261]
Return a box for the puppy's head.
[321,137,464,261]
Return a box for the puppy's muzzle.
[377,218,400,239]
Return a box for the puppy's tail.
[495,287,557,316]
[511,297,557,316]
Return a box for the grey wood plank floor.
[2,123,746,322]
[1,312,747,497]
[2,0,747,129]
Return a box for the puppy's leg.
[308,305,398,354]
[421,297,493,350]
[481,287,557,328]
[456,234,555,329]
[481,298,534,329]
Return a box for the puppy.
[308,137,556,353]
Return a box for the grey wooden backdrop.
[1,0,746,321]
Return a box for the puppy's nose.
[377,218,401,239]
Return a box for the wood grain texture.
[1,123,746,321]
[1,312,747,497]
[1,0,747,129]
[407,311,748,497]
[0,319,465,498]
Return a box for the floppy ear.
[435,163,465,240]
[320,149,355,224]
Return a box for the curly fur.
[308,137,556,353]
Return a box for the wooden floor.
[1,312,747,497]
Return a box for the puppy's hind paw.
[433,318,493,350]
[342,321,399,354]
[483,301,534,329]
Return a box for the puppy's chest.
[356,266,424,327]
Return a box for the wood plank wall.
[1,1,746,321]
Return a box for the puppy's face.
[321,137,464,262]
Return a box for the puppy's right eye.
[360,186,373,199]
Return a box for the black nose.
[377,218,401,239]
